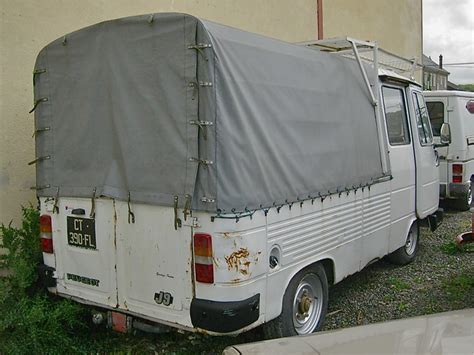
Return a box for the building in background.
[423,54,450,90]
[0,0,422,225]
[447,81,460,91]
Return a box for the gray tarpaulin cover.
[33,13,388,213]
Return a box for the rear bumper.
[37,264,56,288]
[190,294,260,333]
[443,182,470,199]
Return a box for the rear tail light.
[453,164,463,175]
[193,233,214,283]
[452,164,463,183]
[466,100,474,114]
[39,214,53,253]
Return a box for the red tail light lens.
[466,100,474,114]
[453,164,463,175]
[453,176,463,183]
[39,214,53,253]
[193,233,213,283]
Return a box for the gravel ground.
[97,207,474,353]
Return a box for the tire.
[453,185,472,211]
[263,263,328,339]
[387,221,419,265]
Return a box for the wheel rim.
[292,274,323,335]
[467,186,472,206]
[405,224,418,255]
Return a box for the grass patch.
[387,277,410,290]
[440,241,461,255]
[0,207,111,354]
[443,272,474,303]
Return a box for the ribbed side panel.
[363,192,391,235]
[267,192,391,263]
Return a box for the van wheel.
[453,186,472,211]
[263,264,328,339]
[387,221,419,265]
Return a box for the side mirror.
[440,122,452,145]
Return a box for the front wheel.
[263,263,328,339]
[387,221,419,265]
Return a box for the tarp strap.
[53,187,60,214]
[30,184,50,190]
[188,82,198,100]
[32,126,51,138]
[33,68,46,86]
[188,43,212,61]
[189,157,213,167]
[90,187,96,218]
[28,155,51,166]
[189,120,213,140]
[29,97,48,113]
[200,197,215,203]
[127,192,135,224]
[183,194,191,221]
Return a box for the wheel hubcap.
[292,274,323,335]
[405,224,418,255]
[468,186,472,206]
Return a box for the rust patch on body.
[219,231,242,238]
[225,247,251,275]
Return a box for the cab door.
[407,88,439,218]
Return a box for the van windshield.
[427,101,444,136]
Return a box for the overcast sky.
[423,0,474,84]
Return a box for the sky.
[423,0,474,84]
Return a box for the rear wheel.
[387,221,419,265]
[263,263,328,339]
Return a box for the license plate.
[67,216,96,249]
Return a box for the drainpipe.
[317,0,323,40]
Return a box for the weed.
[398,302,408,311]
[387,277,409,290]
[440,241,460,255]
[443,272,474,303]
[0,207,103,354]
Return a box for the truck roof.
[423,90,474,98]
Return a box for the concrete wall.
[323,0,423,82]
[0,0,422,226]
[0,0,316,225]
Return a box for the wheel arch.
[265,256,335,322]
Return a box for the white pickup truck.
[33,13,443,338]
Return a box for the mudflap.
[422,208,444,232]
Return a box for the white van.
[33,13,443,338]
[425,90,474,210]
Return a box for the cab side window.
[413,92,434,145]
[426,101,444,136]
[382,86,410,145]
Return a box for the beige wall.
[0,0,316,225]
[323,0,423,82]
[0,0,422,226]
